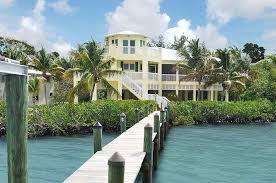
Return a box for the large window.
[149,64,158,73]
[123,63,135,71]
[130,40,135,54]
[123,40,128,54]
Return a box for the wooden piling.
[119,113,126,133]
[108,152,125,183]
[164,107,169,135]
[135,108,140,123]
[153,114,160,170]
[143,123,153,183]
[6,74,28,183]
[93,122,102,153]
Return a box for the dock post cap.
[160,109,165,112]
[144,123,152,128]
[108,152,125,166]
[154,113,159,117]
[120,113,126,117]
[93,121,102,129]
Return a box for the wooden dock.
[64,109,169,183]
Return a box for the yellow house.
[74,31,223,103]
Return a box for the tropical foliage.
[170,100,276,126]
[28,77,45,105]
[0,100,155,137]
[66,40,121,102]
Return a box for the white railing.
[148,94,170,109]
[179,74,187,81]
[148,73,158,81]
[162,74,176,81]
[122,74,144,98]
[125,72,143,80]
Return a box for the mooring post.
[143,123,153,183]
[119,113,126,133]
[93,122,102,154]
[135,108,140,123]
[153,113,160,170]
[108,152,125,183]
[164,107,169,135]
[160,110,165,150]
[6,74,28,183]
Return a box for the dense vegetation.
[170,100,276,126]
[0,100,156,138]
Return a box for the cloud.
[106,0,170,38]
[0,0,72,56]
[164,19,228,50]
[207,0,276,24]
[49,0,73,15]
[0,0,14,7]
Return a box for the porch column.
[214,91,218,101]
[210,90,214,101]
[193,85,197,101]
[176,69,179,97]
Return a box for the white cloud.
[0,0,14,7]
[164,19,228,50]
[0,0,72,56]
[207,0,276,24]
[164,19,196,43]
[195,24,228,50]
[106,0,170,38]
[49,0,73,15]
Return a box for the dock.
[64,108,170,183]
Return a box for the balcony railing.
[125,72,143,80]
[148,73,158,81]
[162,74,176,81]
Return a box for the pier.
[64,108,170,183]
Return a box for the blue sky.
[0,0,276,56]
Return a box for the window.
[115,39,118,46]
[112,40,115,44]
[140,40,143,47]
[149,64,158,73]
[123,64,129,70]
[123,40,128,46]
[143,41,145,46]
[123,40,128,54]
[130,40,135,54]
[130,64,135,70]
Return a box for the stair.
[122,73,170,108]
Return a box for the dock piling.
[153,114,160,170]
[143,123,153,183]
[119,113,126,133]
[108,152,125,183]
[93,122,102,153]
[6,74,28,183]
[135,108,140,123]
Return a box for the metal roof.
[0,59,28,76]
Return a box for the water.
[0,134,117,183]
[1,125,276,183]
[153,124,276,183]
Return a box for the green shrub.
[174,115,194,126]
[170,100,275,125]
[0,100,156,137]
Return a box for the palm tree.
[29,48,64,105]
[28,77,44,105]
[205,48,248,101]
[178,39,214,100]
[67,39,121,102]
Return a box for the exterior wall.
[0,73,54,105]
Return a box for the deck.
[64,111,160,183]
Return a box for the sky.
[0,0,276,56]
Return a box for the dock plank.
[64,111,159,183]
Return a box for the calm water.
[153,124,276,183]
[1,124,276,183]
[0,134,117,183]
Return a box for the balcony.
[162,74,176,81]
[148,73,158,81]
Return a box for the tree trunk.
[90,82,96,102]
